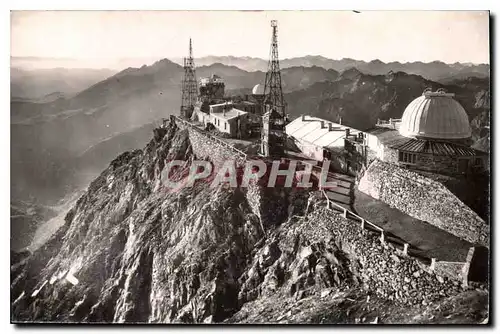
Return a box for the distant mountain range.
[13,55,488,85]
[10,59,342,203]
[11,56,159,71]
[172,55,490,82]
[11,58,490,207]
[284,69,490,139]
[11,67,117,99]
[11,55,489,99]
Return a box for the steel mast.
[180,38,198,119]
[260,20,287,157]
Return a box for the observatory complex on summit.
[176,20,487,177]
[288,89,487,176]
[179,20,287,158]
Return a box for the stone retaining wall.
[325,192,482,284]
[173,117,246,168]
[434,261,467,284]
[307,208,467,307]
[358,160,489,247]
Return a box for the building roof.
[368,125,485,156]
[200,74,224,85]
[365,127,398,137]
[210,101,233,108]
[366,128,407,145]
[399,89,472,140]
[211,108,247,121]
[391,138,485,156]
[286,115,360,149]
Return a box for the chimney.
[345,128,350,138]
[339,116,342,125]
[301,114,306,121]
[320,121,325,129]
[328,123,333,131]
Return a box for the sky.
[11,11,490,68]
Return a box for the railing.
[376,118,401,130]
[321,189,383,230]
[319,188,480,285]
[172,115,248,159]
[321,188,430,261]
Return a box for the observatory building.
[199,74,225,101]
[397,89,472,143]
[178,20,286,150]
[189,75,263,139]
[252,84,265,103]
[363,89,487,175]
[287,89,487,176]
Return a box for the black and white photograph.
[9,9,491,325]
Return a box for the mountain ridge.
[10,60,489,217]
[10,60,340,205]
[170,55,489,81]
[11,121,489,323]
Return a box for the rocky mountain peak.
[11,120,488,324]
[10,121,312,323]
[339,67,363,80]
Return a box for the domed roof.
[252,84,265,95]
[399,89,471,140]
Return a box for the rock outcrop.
[11,121,488,324]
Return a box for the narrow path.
[312,164,472,262]
[320,170,355,211]
[353,189,472,262]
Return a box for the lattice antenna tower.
[264,20,285,114]
[260,20,287,157]
[180,38,198,119]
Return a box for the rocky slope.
[11,121,488,323]
[11,201,58,251]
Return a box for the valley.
[10,58,490,253]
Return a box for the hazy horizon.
[10,54,491,72]
[11,11,489,70]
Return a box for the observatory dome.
[252,84,265,95]
[399,89,471,140]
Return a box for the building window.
[399,151,416,164]
[474,158,483,166]
[224,122,227,130]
